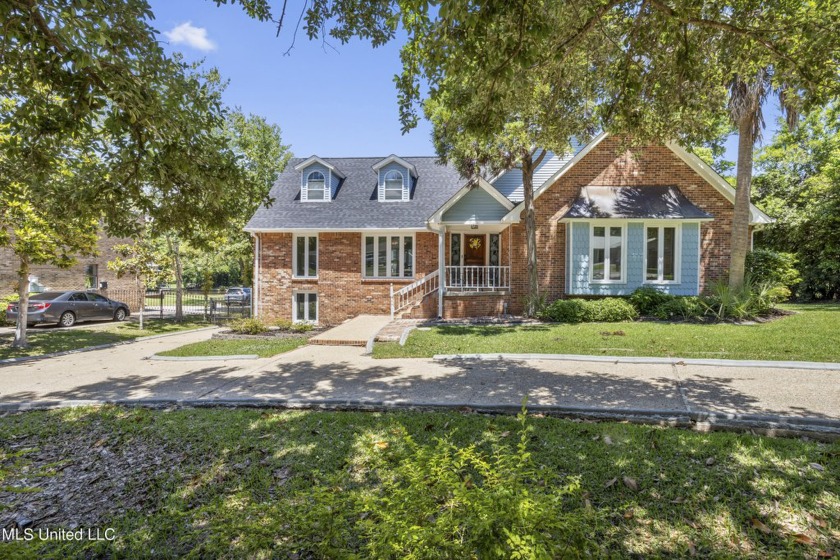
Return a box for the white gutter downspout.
[252,233,260,317]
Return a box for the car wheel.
[113,308,127,322]
[59,311,76,328]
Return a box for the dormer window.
[306,171,326,201]
[383,170,404,200]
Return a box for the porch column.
[438,228,445,319]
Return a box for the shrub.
[291,322,314,333]
[629,286,675,315]
[538,299,587,323]
[274,319,294,331]
[0,294,20,324]
[653,296,704,321]
[289,405,596,558]
[701,280,777,320]
[539,298,637,323]
[228,317,269,335]
[746,249,801,294]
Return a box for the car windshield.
[30,292,65,301]
[227,289,242,293]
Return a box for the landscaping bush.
[274,319,294,331]
[289,407,596,558]
[539,298,637,323]
[228,318,269,335]
[746,249,801,296]
[700,280,777,320]
[628,286,675,316]
[291,322,314,333]
[538,299,587,323]
[653,296,705,321]
[0,294,20,325]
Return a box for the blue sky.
[148,0,780,165]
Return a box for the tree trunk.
[12,258,30,348]
[167,237,184,321]
[729,116,755,291]
[521,155,539,316]
[136,274,144,331]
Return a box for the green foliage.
[108,238,172,289]
[289,405,595,559]
[700,280,778,321]
[745,249,800,301]
[753,103,840,300]
[652,297,705,321]
[274,319,294,331]
[227,318,269,335]
[291,322,314,333]
[539,298,638,323]
[0,293,19,324]
[628,286,674,316]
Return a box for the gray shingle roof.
[245,157,465,230]
[562,186,714,220]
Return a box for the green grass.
[375,303,840,362]
[0,406,837,558]
[156,337,307,358]
[0,320,209,360]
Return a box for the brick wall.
[257,231,438,325]
[443,294,508,318]
[0,235,138,295]
[508,137,734,307]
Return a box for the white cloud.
[163,22,216,52]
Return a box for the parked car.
[5,291,131,327]
[223,287,252,305]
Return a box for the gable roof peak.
[293,155,346,179]
[372,154,418,178]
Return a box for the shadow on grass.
[1,405,837,558]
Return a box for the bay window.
[364,234,414,278]
[646,225,679,283]
[591,225,624,282]
[293,235,318,278]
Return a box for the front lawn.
[375,303,840,362]
[0,320,209,360]
[0,406,836,558]
[156,337,307,358]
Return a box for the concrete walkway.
[309,315,391,347]
[1,328,839,435]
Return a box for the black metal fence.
[103,288,251,323]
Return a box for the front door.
[463,235,486,267]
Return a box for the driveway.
[1,329,838,430]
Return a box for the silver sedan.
[5,291,131,327]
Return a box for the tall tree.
[223,0,840,291]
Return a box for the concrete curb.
[147,353,259,362]
[433,353,840,371]
[0,326,218,367]
[0,398,837,440]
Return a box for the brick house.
[0,235,136,297]
[246,133,771,324]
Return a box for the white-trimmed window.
[591,225,625,282]
[645,225,680,283]
[305,171,327,201]
[293,234,318,278]
[293,292,318,323]
[382,170,405,201]
[363,234,414,278]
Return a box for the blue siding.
[569,221,700,296]
[378,161,411,199]
[299,162,335,200]
[492,139,585,202]
[442,188,509,222]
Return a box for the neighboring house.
[245,133,771,324]
[0,235,136,297]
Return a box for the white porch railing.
[445,266,510,291]
[390,270,439,318]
